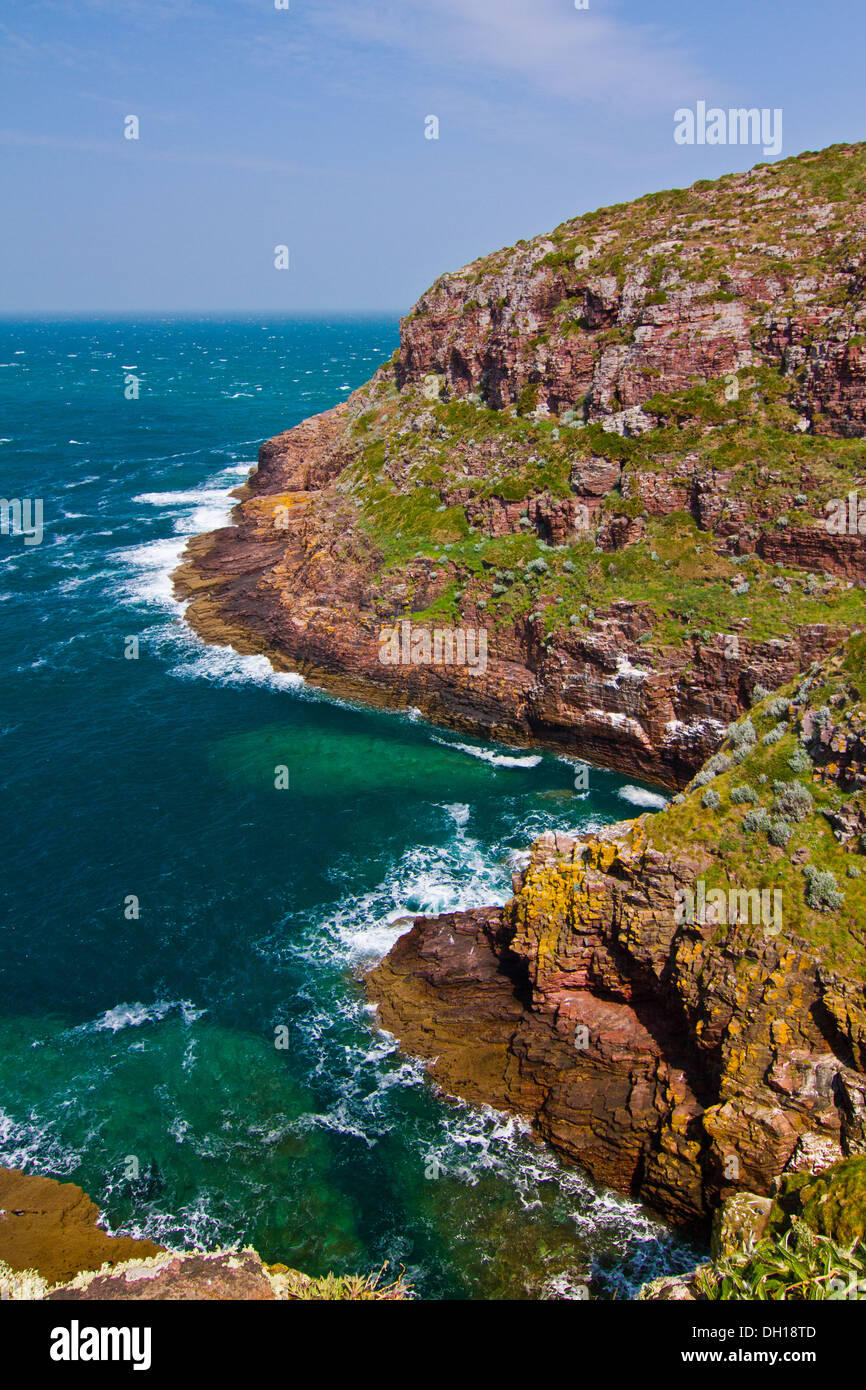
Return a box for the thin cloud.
[309,0,704,108]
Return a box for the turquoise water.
[0,317,697,1298]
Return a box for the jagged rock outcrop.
[369,824,866,1226]
[367,640,866,1226]
[397,162,866,432]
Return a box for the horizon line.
[0,309,407,321]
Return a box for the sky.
[1,0,864,314]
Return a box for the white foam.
[273,806,513,971]
[114,1190,228,1253]
[169,644,306,693]
[69,998,205,1037]
[432,737,542,769]
[135,489,229,509]
[115,474,249,613]
[617,785,669,810]
[0,1109,81,1177]
[117,535,190,608]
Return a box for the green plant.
[695,1221,866,1301]
[763,724,787,745]
[787,745,812,773]
[516,382,540,416]
[803,865,844,911]
[768,820,794,847]
[728,719,757,748]
[270,1263,413,1300]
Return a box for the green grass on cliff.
[539,144,866,301]
[340,355,866,658]
[645,637,866,971]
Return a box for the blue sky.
[1,0,864,313]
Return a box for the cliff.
[368,634,866,1227]
[175,142,866,787]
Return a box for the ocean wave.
[431,736,542,769]
[617,785,669,810]
[134,489,231,509]
[169,643,306,693]
[107,1190,231,1254]
[274,805,511,972]
[115,469,253,614]
[114,535,190,608]
[66,998,205,1038]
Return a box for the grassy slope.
[341,367,866,650]
[643,632,866,973]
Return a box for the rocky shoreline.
[170,142,866,1272]
[172,417,848,790]
[366,814,865,1229]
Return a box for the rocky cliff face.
[397,154,866,435]
[175,143,866,788]
[367,637,866,1227]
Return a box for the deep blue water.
[0,317,697,1298]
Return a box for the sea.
[0,316,700,1298]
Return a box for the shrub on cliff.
[728,719,757,748]
[516,383,540,416]
[787,745,812,774]
[693,751,733,788]
[763,723,787,745]
[803,865,845,911]
[768,820,794,847]
[767,697,792,720]
[772,780,814,822]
